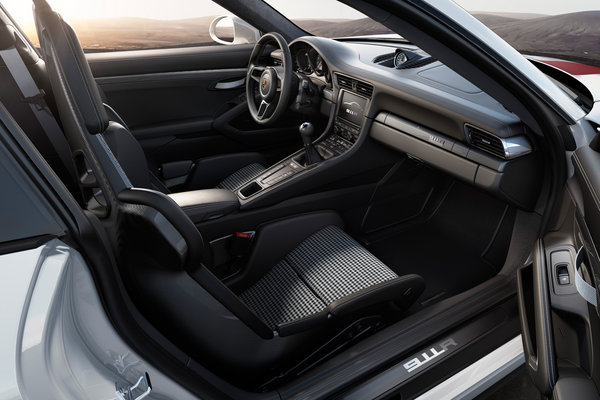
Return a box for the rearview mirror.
[209,15,260,45]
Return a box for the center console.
[317,90,367,159]
[237,157,305,199]
[237,89,370,200]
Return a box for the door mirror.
[209,16,260,45]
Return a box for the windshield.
[263,0,394,38]
[265,0,600,67]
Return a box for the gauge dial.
[394,51,409,68]
[295,50,312,74]
[314,54,326,76]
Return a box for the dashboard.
[281,37,541,210]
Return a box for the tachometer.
[314,54,327,76]
[295,50,312,74]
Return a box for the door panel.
[517,143,600,398]
[88,46,301,171]
[570,146,600,397]
[95,69,249,131]
[573,146,600,271]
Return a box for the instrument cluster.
[292,44,331,83]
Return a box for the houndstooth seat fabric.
[217,163,266,191]
[240,226,399,330]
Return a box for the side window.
[1,0,259,52]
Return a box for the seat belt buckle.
[231,231,255,258]
[208,231,255,279]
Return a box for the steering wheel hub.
[259,68,277,100]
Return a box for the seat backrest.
[34,1,107,135]
[33,0,152,190]
[32,0,275,344]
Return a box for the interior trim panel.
[371,112,540,209]
[86,44,255,77]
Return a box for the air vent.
[466,125,506,159]
[356,81,373,98]
[337,74,354,91]
[335,73,373,99]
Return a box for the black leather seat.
[32,0,266,194]
[116,196,426,381]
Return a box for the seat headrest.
[34,4,109,134]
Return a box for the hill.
[302,11,600,67]
[295,18,393,37]
[476,11,600,67]
[23,17,219,50]
[19,11,600,67]
[471,12,546,21]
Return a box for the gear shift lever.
[299,122,322,166]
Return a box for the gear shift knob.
[299,122,321,166]
[299,122,315,141]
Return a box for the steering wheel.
[246,32,294,125]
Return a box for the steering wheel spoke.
[256,99,274,120]
[249,65,266,82]
[272,66,284,91]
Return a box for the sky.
[1,0,598,25]
[453,0,599,15]
[1,0,230,23]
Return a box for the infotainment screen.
[337,91,368,126]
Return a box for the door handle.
[213,77,246,90]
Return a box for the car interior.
[2,0,597,397]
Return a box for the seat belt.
[0,46,78,182]
[575,247,598,307]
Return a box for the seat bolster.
[327,274,425,317]
[277,310,329,337]
[102,121,151,188]
[229,212,345,293]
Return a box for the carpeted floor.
[367,182,514,306]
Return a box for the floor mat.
[367,181,514,305]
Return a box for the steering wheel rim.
[246,32,293,125]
